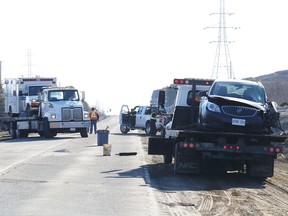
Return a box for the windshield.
[210,81,266,104]
[48,90,79,101]
[28,86,45,96]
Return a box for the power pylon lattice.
[206,0,238,79]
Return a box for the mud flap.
[248,158,274,178]
[148,137,173,155]
[174,145,201,174]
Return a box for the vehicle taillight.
[174,79,185,84]
[189,143,194,148]
[269,147,274,153]
[183,143,188,148]
[275,147,281,153]
[223,145,240,151]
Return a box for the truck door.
[119,105,131,127]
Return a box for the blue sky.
[0,0,287,114]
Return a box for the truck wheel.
[26,105,32,117]
[145,121,157,136]
[173,144,180,174]
[80,128,88,137]
[160,127,166,137]
[43,118,53,138]
[16,129,29,138]
[9,122,16,139]
[8,106,19,117]
[163,154,173,164]
[15,129,21,138]
[120,125,129,134]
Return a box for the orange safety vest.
[89,111,99,121]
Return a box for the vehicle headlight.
[207,102,221,113]
[84,113,89,118]
[50,114,57,119]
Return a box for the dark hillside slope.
[245,70,288,106]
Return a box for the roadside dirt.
[142,107,288,216]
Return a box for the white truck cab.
[39,86,90,138]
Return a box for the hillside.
[245,70,288,106]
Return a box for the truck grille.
[222,106,258,117]
[62,107,83,121]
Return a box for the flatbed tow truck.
[2,82,90,139]
[148,78,287,178]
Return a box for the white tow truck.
[4,76,57,117]
[3,83,90,138]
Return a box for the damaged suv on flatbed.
[199,79,280,134]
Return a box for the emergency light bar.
[20,77,57,84]
[173,78,214,86]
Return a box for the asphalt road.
[1,113,287,216]
[0,116,159,216]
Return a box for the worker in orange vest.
[88,107,100,134]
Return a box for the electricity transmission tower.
[205,0,238,79]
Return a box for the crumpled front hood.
[208,95,266,111]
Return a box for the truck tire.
[15,129,29,138]
[145,121,157,136]
[160,127,166,137]
[26,105,33,117]
[173,144,180,174]
[80,128,88,137]
[43,118,53,138]
[8,106,19,117]
[163,153,173,164]
[38,132,44,137]
[120,125,129,134]
[9,122,16,139]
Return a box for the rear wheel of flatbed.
[173,144,181,174]
[163,153,173,164]
[145,121,157,136]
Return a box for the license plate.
[70,128,76,131]
[232,118,246,126]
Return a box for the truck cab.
[39,86,90,138]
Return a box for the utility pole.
[205,0,238,79]
[27,49,32,77]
